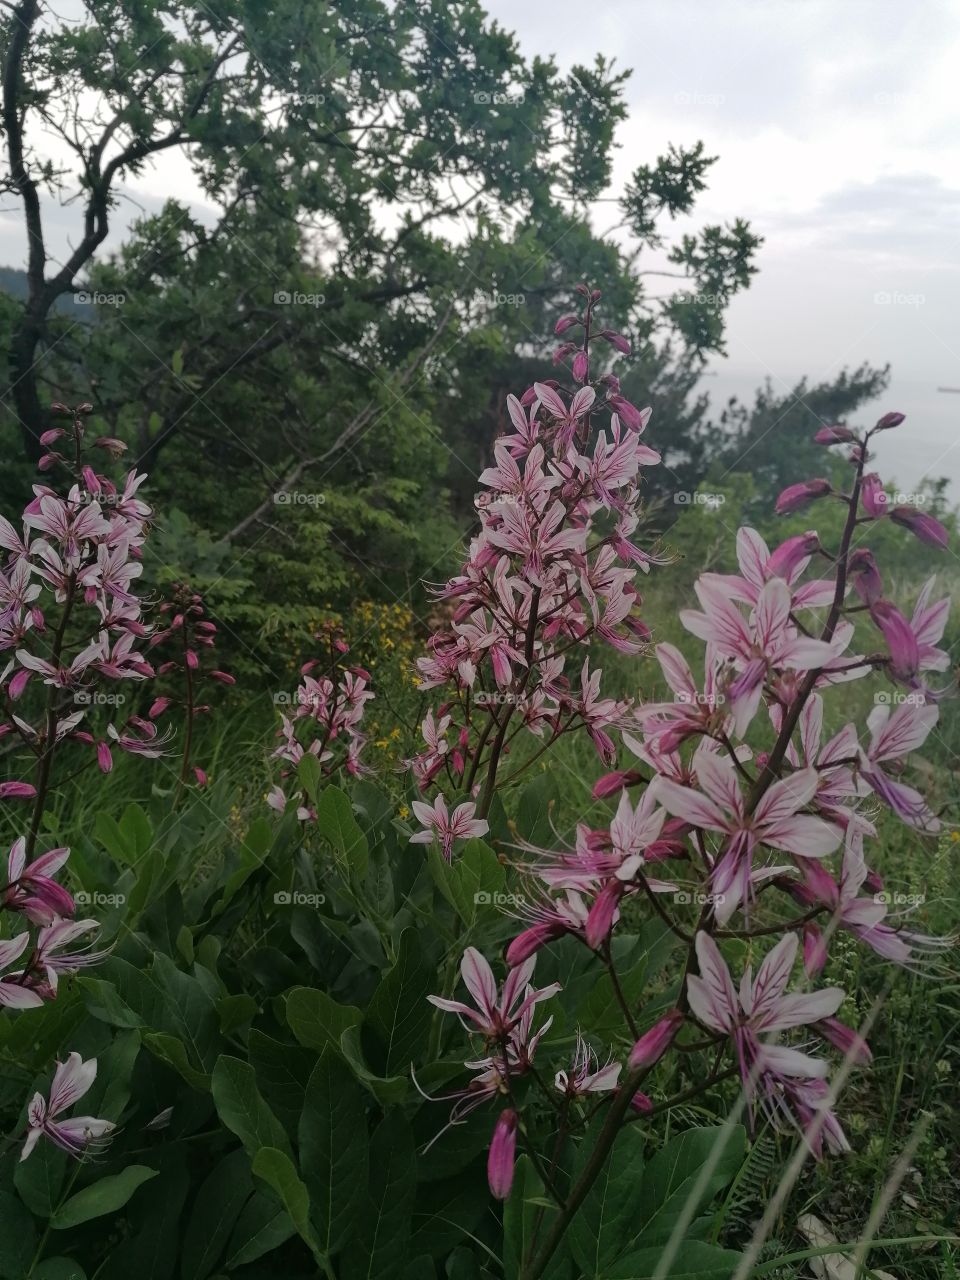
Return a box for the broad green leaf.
[224,1192,295,1267]
[635,1125,746,1247]
[247,1030,316,1132]
[567,1116,646,1278]
[342,1111,416,1278]
[364,928,435,1076]
[299,1048,369,1256]
[0,1188,37,1277]
[339,1025,409,1104]
[284,986,362,1051]
[503,1155,545,1280]
[119,802,154,859]
[517,773,561,846]
[211,1056,292,1160]
[180,1149,252,1280]
[14,1135,66,1217]
[606,1240,745,1279]
[142,1032,211,1090]
[34,1262,85,1280]
[50,1166,158,1229]
[251,1147,319,1259]
[315,784,368,880]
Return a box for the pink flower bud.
[209,670,235,685]
[554,313,579,335]
[813,1016,872,1064]
[552,342,575,365]
[39,428,65,446]
[765,532,819,579]
[487,1109,518,1200]
[628,1010,683,1070]
[37,453,61,472]
[592,770,644,799]
[814,425,857,445]
[871,600,919,681]
[193,766,208,787]
[585,880,623,948]
[607,395,647,432]
[889,506,949,550]
[802,922,827,976]
[148,697,172,719]
[774,478,832,514]
[506,919,567,965]
[849,550,883,605]
[97,741,113,773]
[0,782,37,799]
[860,473,888,517]
[572,350,589,383]
[599,329,631,355]
[874,411,905,431]
[629,1090,653,1114]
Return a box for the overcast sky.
[2,0,958,493]
[484,0,960,492]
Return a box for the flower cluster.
[268,622,374,820]
[1,405,160,841]
[148,584,234,788]
[408,285,663,854]
[428,404,954,1232]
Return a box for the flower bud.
[860,473,887,517]
[812,1016,872,1064]
[874,411,905,431]
[814,425,857,445]
[889,506,948,550]
[487,1109,518,1200]
[774,478,832,515]
[628,1010,683,1070]
[554,313,579,335]
[572,350,589,383]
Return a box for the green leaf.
[284,986,362,1052]
[517,773,561,846]
[299,1048,369,1257]
[224,1192,295,1267]
[339,1025,409,1104]
[634,1125,746,1247]
[210,1056,292,1160]
[180,1149,252,1280]
[143,1032,212,1090]
[342,1111,417,1279]
[251,1147,319,1260]
[364,928,435,1076]
[567,1116,646,1278]
[314,784,368,880]
[248,1030,316,1132]
[0,1188,37,1278]
[33,1262,86,1280]
[50,1166,158,1229]
[120,802,154,860]
[14,1136,66,1218]
[606,1240,745,1279]
[503,1155,545,1280]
